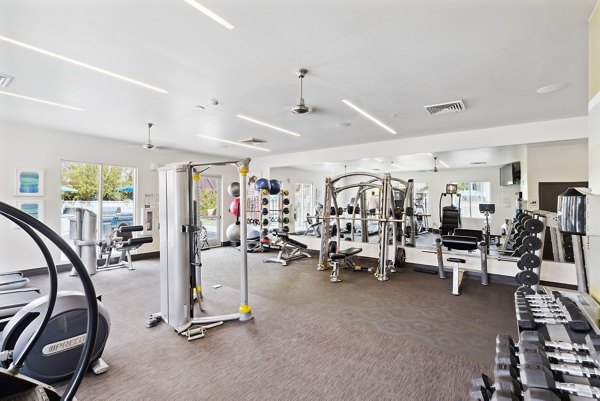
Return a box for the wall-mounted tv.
[500,162,521,186]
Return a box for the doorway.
[197,175,222,247]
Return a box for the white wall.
[525,139,589,209]
[0,121,240,273]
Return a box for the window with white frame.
[452,181,491,218]
[60,161,136,250]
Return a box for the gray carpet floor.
[28,247,518,400]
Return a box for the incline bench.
[264,229,311,266]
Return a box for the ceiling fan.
[292,68,310,114]
[143,122,157,150]
[433,156,439,173]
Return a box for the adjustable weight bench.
[98,224,153,271]
[264,230,311,266]
[329,247,364,283]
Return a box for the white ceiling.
[0,0,596,157]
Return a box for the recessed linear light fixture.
[184,0,235,30]
[0,35,168,94]
[342,100,396,134]
[236,115,301,137]
[438,160,449,168]
[0,90,85,111]
[536,83,568,94]
[197,135,271,152]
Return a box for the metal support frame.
[316,172,412,281]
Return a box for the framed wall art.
[15,168,44,196]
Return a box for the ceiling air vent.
[0,74,14,88]
[424,100,465,116]
[239,137,268,144]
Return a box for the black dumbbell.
[496,342,596,367]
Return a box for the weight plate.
[262,198,269,205]
[262,219,269,226]
[523,219,544,234]
[517,245,528,257]
[395,247,406,267]
[516,259,525,270]
[522,236,542,252]
[520,214,532,224]
[518,231,530,240]
[516,285,536,295]
[282,226,289,232]
[520,253,541,269]
[261,208,269,215]
[516,270,539,286]
[282,198,290,205]
[283,207,290,215]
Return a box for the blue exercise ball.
[255,178,270,193]
[269,179,281,195]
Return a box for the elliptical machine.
[0,201,104,400]
[0,203,110,385]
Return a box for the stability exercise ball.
[255,178,270,193]
[227,182,240,197]
[269,179,281,195]
[229,198,240,217]
[226,223,241,243]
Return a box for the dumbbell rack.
[469,286,600,401]
[514,213,548,294]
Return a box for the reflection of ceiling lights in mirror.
[438,160,449,168]
[237,115,301,137]
[197,135,271,152]
[0,90,85,111]
[470,161,487,165]
[342,99,397,134]
[0,35,168,93]
[183,0,235,30]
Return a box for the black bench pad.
[442,235,479,251]
[339,248,362,257]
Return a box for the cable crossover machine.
[146,159,253,340]
[317,172,414,282]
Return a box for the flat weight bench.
[438,235,489,295]
[264,230,311,266]
[329,247,363,283]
